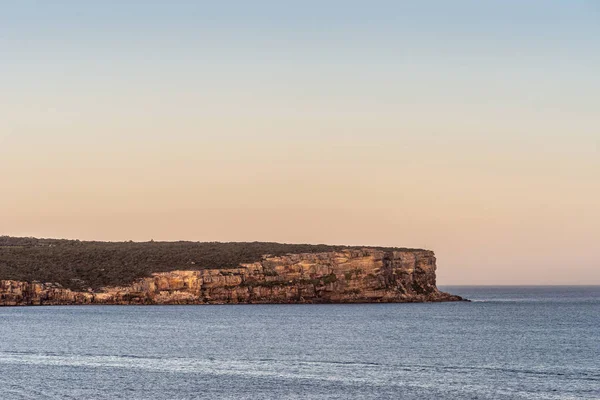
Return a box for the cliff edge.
[0,247,463,305]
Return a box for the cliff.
[0,248,463,305]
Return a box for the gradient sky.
[1,1,599,284]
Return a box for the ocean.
[0,286,598,399]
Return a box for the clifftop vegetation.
[0,236,425,290]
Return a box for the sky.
[1,1,599,285]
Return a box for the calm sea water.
[0,286,598,400]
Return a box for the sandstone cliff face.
[0,249,463,306]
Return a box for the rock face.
[0,249,463,306]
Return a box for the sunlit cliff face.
[0,249,464,305]
[1,1,599,285]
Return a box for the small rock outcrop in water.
[0,249,463,305]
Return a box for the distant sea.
[0,286,598,399]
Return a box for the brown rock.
[0,249,464,306]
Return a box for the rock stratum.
[0,248,463,305]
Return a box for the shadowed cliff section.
[0,236,425,290]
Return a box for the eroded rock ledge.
[0,249,464,306]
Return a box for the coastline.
[1,248,465,306]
